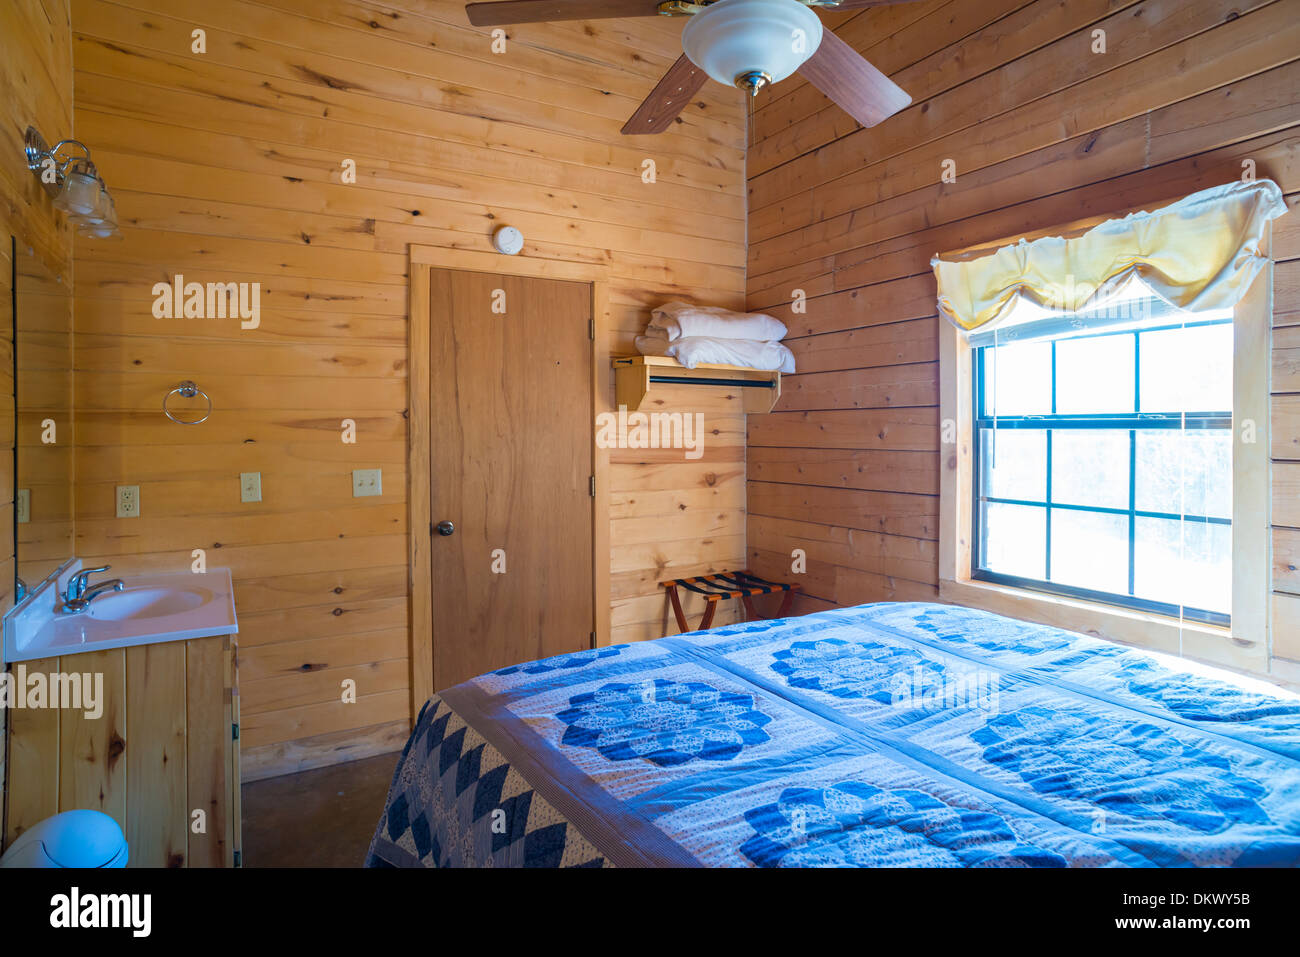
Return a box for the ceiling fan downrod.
[736,70,773,96]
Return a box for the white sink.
[89,585,212,622]
[4,565,238,663]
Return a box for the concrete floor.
[241,751,401,867]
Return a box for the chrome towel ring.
[164,380,212,425]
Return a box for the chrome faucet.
[62,565,124,613]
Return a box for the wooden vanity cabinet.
[3,634,241,867]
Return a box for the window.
[933,184,1281,673]
[970,287,1233,626]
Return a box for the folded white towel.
[648,300,788,343]
[636,335,796,374]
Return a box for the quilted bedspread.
[367,602,1300,867]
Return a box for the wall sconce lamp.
[25,126,121,239]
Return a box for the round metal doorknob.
[435,521,455,537]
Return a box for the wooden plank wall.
[16,248,75,583]
[69,0,747,778]
[744,0,1300,682]
[0,0,73,850]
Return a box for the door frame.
[406,245,612,720]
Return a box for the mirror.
[13,236,74,597]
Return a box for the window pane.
[979,428,1045,502]
[1051,429,1129,510]
[1055,333,1135,414]
[1134,429,1232,519]
[1049,509,1129,595]
[1133,517,1231,615]
[982,341,1051,416]
[980,502,1045,580]
[1139,322,1232,413]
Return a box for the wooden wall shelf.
[612,355,782,413]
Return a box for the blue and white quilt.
[367,602,1300,867]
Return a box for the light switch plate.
[352,468,382,497]
[116,485,140,518]
[16,489,30,524]
[240,472,262,503]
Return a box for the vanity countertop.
[4,566,238,663]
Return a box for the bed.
[367,602,1300,868]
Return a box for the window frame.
[937,216,1273,674]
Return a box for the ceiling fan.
[465,0,919,134]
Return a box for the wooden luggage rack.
[660,570,801,633]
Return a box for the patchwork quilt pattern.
[367,697,609,868]
[368,602,1300,868]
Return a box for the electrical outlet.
[352,469,382,498]
[16,489,30,524]
[116,485,140,518]
[240,472,262,503]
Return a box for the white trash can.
[0,810,128,868]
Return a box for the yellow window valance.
[932,179,1288,333]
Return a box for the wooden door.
[425,268,595,690]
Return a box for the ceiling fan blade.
[620,55,708,135]
[466,0,660,26]
[797,29,911,129]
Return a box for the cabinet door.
[126,642,187,867]
[187,636,232,867]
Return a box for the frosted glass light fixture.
[81,184,112,224]
[78,189,119,239]
[24,126,121,238]
[55,160,101,217]
[682,0,823,96]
